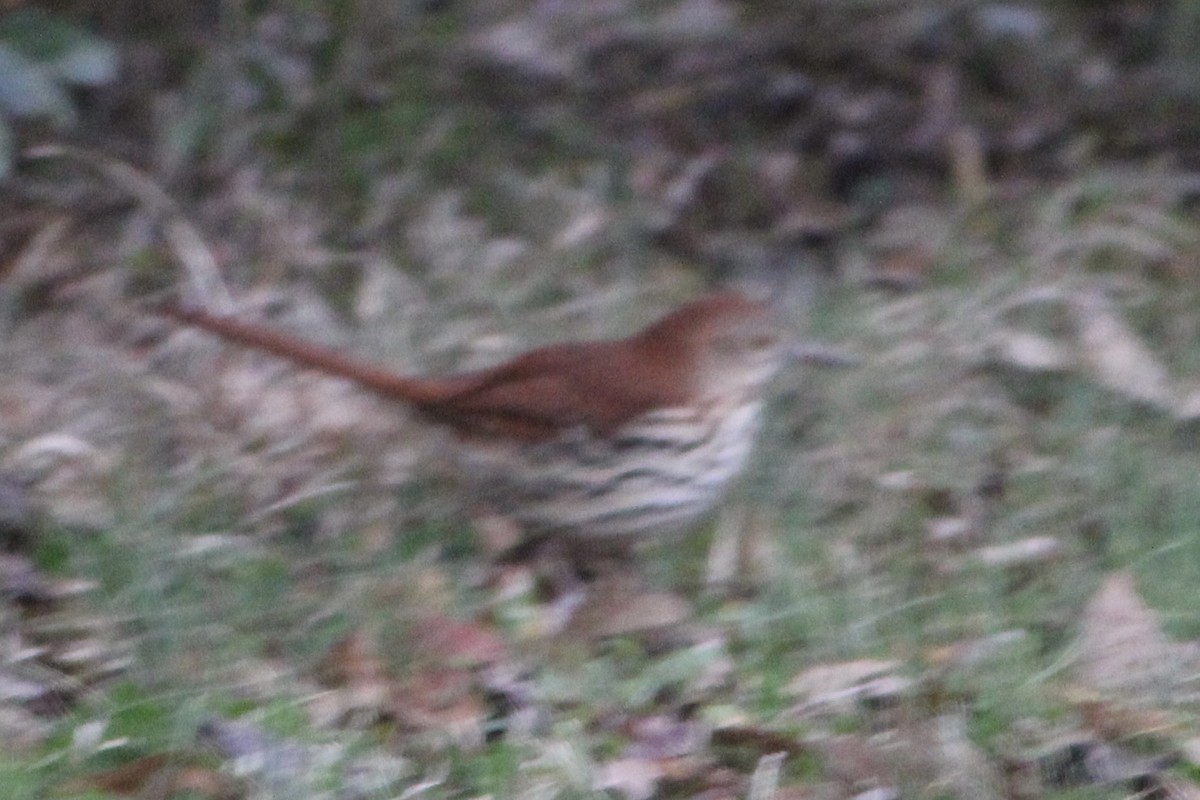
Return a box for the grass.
[5,8,1200,794]
[10,222,1200,796]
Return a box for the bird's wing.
[416,343,680,441]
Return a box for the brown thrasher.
[163,292,783,541]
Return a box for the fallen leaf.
[1027,733,1163,790]
[197,716,309,784]
[171,765,237,797]
[472,512,524,554]
[784,659,907,711]
[972,536,1063,568]
[865,246,935,290]
[315,630,390,715]
[0,705,51,753]
[812,733,907,793]
[561,575,692,640]
[65,753,238,798]
[933,713,1004,800]
[985,329,1074,408]
[925,515,976,549]
[70,753,172,795]
[410,613,507,667]
[1139,775,1200,799]
[1073,290,1173,411]
[926,630,1028,668]
[710,725,808,758]
[391,667,486,748]
[746,751,786,800]
[594,757,665,800]
[625,714,708,760]
[1070,690,1179,742]
[0,553,54,605]
[1075,571,1189,701]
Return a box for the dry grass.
[5,5,1200,797]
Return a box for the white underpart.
[462,396,765,538]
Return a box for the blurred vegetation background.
[5,1,1200,798]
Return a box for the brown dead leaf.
[473,512,524,555]
[391,667,486,748]
[1075,571,1185,701]
[926,629,1028,668]
[865,246,935,290]
[813,733,913,793]
[814,718,996,798]
[677,766,747,800]
[594,753,717,800]
[410,613,507,667]
[1071,691,1179,743]
[710,725,808,758]
[69,754,172,795]
[65,753,238,798]
[656,753,717,787]
[561,575,692,641]
[594,757,665,800]
[595,713,713,798]
[317,630,388,688]
[171,765,239,798]
[315,630,390,715]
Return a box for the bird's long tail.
[159,304,443,406]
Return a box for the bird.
[161,291,784,543]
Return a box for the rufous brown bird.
[162,292,783,542]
